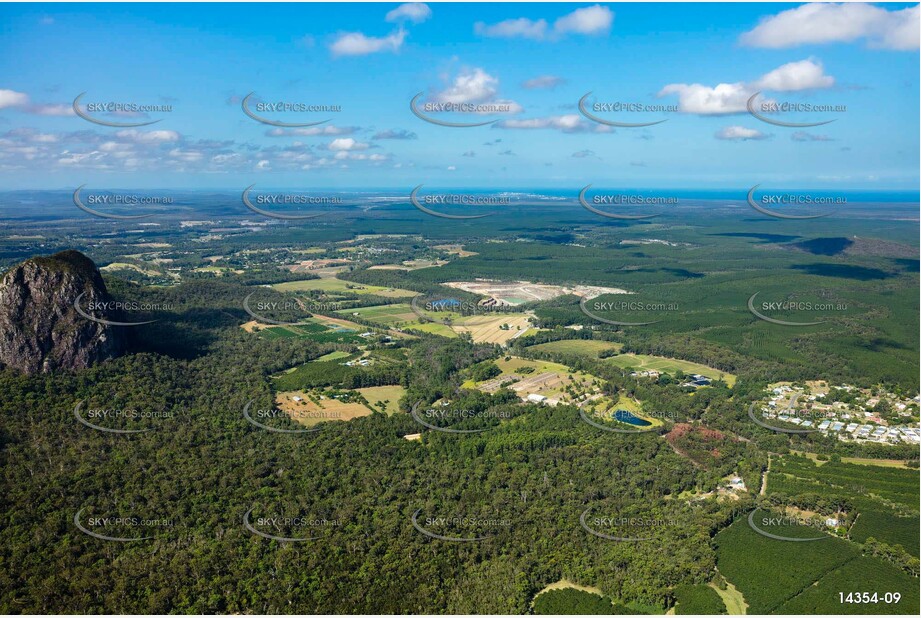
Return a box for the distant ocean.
[463,189,921,203]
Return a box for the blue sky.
[0,2,918,190]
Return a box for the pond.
[613,410,651,427]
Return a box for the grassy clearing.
[464,356,603,405]
[451,313,533,344]
[709,580,747,615]
[408,321,458,337]
[338,303,534,344]
[530,339,622,358]
[275,391,374,426]
[792,450,914,469]
[338,304,418,325]
[312,350,352,362]
[258,321,367,344]
[358,385,405,415]
[534,579,604,598]
[273,277,416,297]
[606,353,736,386]
[493,356,574,377]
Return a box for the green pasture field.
[604,353,736,386]
[273,277,416,297]
[529,339,623,358]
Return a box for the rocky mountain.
[0,250,126,375]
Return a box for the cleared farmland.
[359,385,405,415]
[276,391,374,426]
[450,313,533,344]
[529,339,623,358]
[340,303,532,344]
[273,277,416,297]
[605,353,736,386]
[339,304,418,325]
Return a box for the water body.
[614,410,651,427]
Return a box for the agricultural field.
[767,455,919,555]
[773,556,920,615]
[338,303,418,326]
[433,243,477,257]
[252,320,368,344]
[529,339,623,358]
[605,353,737,386]
[450,313,534,344]
[792,451,915,469]
[340,303,533,344]
[714,513,858,614]
[464,356,605,407]
[335,303,460,337]
[272,349,404,391]
[368,259,447,270]
[771,456,918,510]
[273,277,416,297]
[405,321,458,338]
[276,390,375,426]
[310,313,374,332]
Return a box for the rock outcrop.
[0,250,126,374]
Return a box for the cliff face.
[0,250,126,375]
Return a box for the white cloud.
[0,124,396,174]
[99,141,131,152]
[433,67,498,104]
[169,148,205,162]
[658,82,752,115]
[658,59,833,114]
[522,75,566,90]
[330,29,406,56]
[495,114,608,133]
[740,3,919,50]
[791,131,835,142]
[475,4,612,40]
[372,129,417,140]
[266,126,357,137]
[715,126,770,141]
[58,151,107,167]
[386,3,432,24]
[114,129,180,143]
[475,18,548,40]
[428,68,523,114]
[28,103,74,116]
[0,89,29,109]
[327,137,370,151]
[27,132,59,144]
[553,4,613,36]
[752,59,834,91]
[0,90,76,116]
